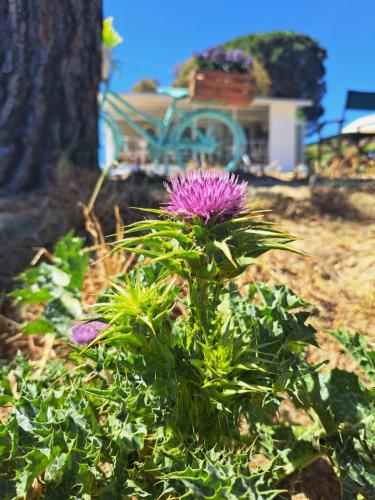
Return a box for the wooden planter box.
[189,69,255,107]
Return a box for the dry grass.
[0,168,166,289]
[242,183,375,373]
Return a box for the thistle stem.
[189,278,209,338]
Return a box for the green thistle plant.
[95,170,311,447]
[112,170,301,352]
[1,170,373,498]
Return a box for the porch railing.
[116,137,269,166]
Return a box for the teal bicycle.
[100,86,246,172]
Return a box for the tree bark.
[0,0,102,192]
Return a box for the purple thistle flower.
[71,320,108,344]
[162,169,248,223]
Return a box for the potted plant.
[189,46,255,107]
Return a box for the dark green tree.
[224,31,327,127]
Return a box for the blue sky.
[104,0,375,127]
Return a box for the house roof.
[111,92,312,110]
[252,96,312,107]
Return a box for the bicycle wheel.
[174,109,246,172]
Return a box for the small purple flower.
[207,46,226,65]
[193,46,252,73]
[162,169,248,223]
[71,320,108,344]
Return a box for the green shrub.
[9,232,88,336]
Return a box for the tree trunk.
[0,0,102,193]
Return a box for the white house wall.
[104,122,116,166]
[268,102,297,171]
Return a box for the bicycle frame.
[103,90,182,151]
[102,90,216,156]
[99,71,246,171]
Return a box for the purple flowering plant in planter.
[193,46,253,74]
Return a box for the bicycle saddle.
[157,86,189,100]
